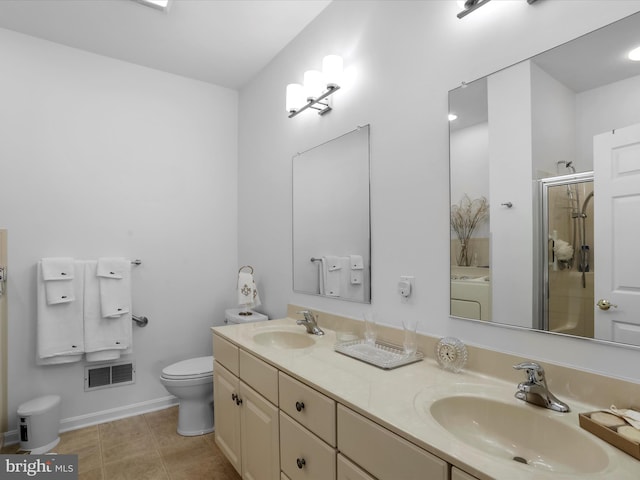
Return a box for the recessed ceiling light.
[134,0,171,11]
[628,45,640,61]
[448,113,458,122]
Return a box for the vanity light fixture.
[133,0,171,11]
[457,0,539,19]
[628,45,640,61]
[457,0,492,19]
[286,55,343,118]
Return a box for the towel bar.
[132,315,148,327]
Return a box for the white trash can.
[17,395,61,453]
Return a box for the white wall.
[238,0,640,382]
[531,61,577,176]
[0,29,238,431]
[576,73,640,169]
[449,122,490,239]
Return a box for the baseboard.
[3,395,178,446]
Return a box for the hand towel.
[350,270,363,285]
[237,271,261,308]
[41,257,75,305]
[325,255,342,272]
[41,257,74,280]
[37,260,84,364]
[322,256,345,297]
[84,261,131,361]
[96,257,127,279]
[97,257,131,318]
[349,254,364,270]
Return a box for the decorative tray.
[334,339,424,370]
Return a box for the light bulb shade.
[322,55,343,88]
[629,45,640,61]
[286,83,304,113]
[303,70,323,101]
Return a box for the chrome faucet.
[296,310,325,336]
[513,362,570,413]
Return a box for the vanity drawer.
[451,467,480,480]
[337,454,375,480]
[337,405,447,480]
[279,372,336,446]
[280,412,336,480]
[239,349,278,405]
[213,333,239,376]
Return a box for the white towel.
[322,256,344,297]
[37,261,84,364]
[41,257,75,305]
[84,261,131,361]
[41,257,74,280]
[97,257,131,318]
[237,271,261,308]
[349,255,364,270]
[325,255,342,272]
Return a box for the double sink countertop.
[212,317,640,480]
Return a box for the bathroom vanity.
[212,309,640,480]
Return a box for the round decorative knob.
[231,393,237,401]
[295,401,305,412]
[596,299,618,310]
[296,458,306,469]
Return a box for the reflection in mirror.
[292,125,371,303]
[449,11,640,347]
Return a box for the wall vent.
[84,362,135,391]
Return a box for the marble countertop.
[212,317,640,480]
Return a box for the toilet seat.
[161,356,213,381]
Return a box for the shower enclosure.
[538,170,594,338]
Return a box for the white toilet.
[160,356,215,436]
[160,309,268,436]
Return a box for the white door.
[593,123,640,345]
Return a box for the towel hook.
[238,265,254,275]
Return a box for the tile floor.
[1,406,241,480]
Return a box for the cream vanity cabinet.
[278,372,337,480]
[213,334,280,480]
[214,331,479,480]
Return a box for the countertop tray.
[334,339,423,370]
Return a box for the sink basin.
[252,328,315,349]
[415,385,609,475]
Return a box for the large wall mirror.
[293,125,371,303]
[449,11,640,347]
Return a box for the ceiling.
[0,0,332,89]
[449,11,640,131]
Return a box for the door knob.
[596,299,618,310]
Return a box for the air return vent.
[84,362,135,391]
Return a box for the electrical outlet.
[398,276,414,298]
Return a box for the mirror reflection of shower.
[555,161,594,288]
[540,170,594,339]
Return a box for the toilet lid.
[161,356,214,380]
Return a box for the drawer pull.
[295,401,305,412]
[296,458,306,469]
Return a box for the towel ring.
[238,265,254,275]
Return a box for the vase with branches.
[450,194,489,266]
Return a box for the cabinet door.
[280,412,336,480]
[337,454,375,480]
[240,382,280,480]
[214,362,242,475]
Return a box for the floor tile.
[1,406,241,480]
